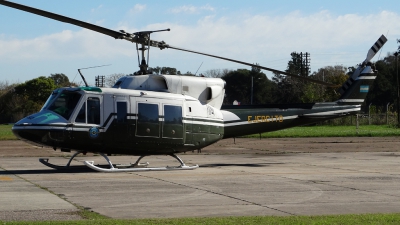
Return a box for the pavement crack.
[0,166,108,220]
[134,173,296,216]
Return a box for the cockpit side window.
[74,98,100,125]
[48,91,82,120]
[75,103,86,123]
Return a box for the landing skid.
[39,152,198,172]
[84,154,199,172]
[39,152,83,170]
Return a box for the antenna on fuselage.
[77,64,111,87]
[194,62,203,76]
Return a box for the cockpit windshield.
[41,89,60,110]
[46,90,82,120]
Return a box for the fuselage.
[12,85,361,155]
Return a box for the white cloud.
[91,5,103,13]
[1,9,399,80]
[0,29,134,61]
[169,4,215,14]
[154,10,400,71]
[129,4,146,14]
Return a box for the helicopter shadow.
[200,162,284,168]
[0,166,97,175]
[0,162,286,174]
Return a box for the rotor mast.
[120,29,170,75]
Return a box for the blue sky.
[1,0,399,85]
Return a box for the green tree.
[161,67,177,75]
[272,52,306,103]
[0,82,20,122]
[286,52,304,76]
[223,69,251,105]
[222,68,275,105]
[302,65,348,103]
[106,73,125,87]
[49,73,70,87]
[366,53,398,107]
[398,38,400,52]
[150,66,180,75]
[151,66,161,74]
[203,69,231,78]
[14,76,57,112]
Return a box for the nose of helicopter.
[12,110,68,145]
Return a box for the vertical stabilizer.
[337,63,376,105]
[337,35,387,105]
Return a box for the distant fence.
[319,113,398,126]
[319,103,398,126]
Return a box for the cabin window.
[116,102,127,123]
[164,105,182,124]
[163,105,183,138]
[137,103,159,137]
[87,98,100,124]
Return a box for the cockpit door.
[72,94,103,145]
[74,95,102,125]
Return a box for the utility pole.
[95,75,105,87]
[395,52,399,127]
[300,52,303,76]
[300,52,310,76]
[305,52,310,76]
[251,76,253,105]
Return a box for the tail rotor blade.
[364,35,387,63]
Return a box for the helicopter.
[0,0,388,172]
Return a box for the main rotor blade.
[167,45,338,87]
[0,0,337,87]
[0,0,125,39]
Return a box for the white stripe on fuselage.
[14,106,361,132]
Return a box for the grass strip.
[2,213,400,224]
[246,125,400,138]
[0,124,16,140]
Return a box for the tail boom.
[221,103,360,138]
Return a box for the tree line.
[1,49,400,123]
[0,74,74,123]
